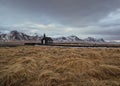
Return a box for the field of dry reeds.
[0,46,120,86]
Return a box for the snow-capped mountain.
[67,35,83,41]
[84,37,105,42]
[0,30,42,41]
[53,35,83,42]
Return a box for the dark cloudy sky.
[0,0,120,41]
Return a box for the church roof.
[42,37,53,41]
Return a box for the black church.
[41,34,53,45]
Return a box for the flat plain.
[0,46,120,86]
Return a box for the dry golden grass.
[0,46,120,86]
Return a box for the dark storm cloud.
[0,0,120,40]
[1,0,120,25]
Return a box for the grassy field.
[0,46,120,86]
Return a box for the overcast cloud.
[0,0,120,40]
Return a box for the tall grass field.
[0,46,120,86]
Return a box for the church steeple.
[43,33,46,38]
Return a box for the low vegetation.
[0,46,120,86]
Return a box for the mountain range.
[0,30,105,43]
[53,36,105,42]
[0,30,42,41]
